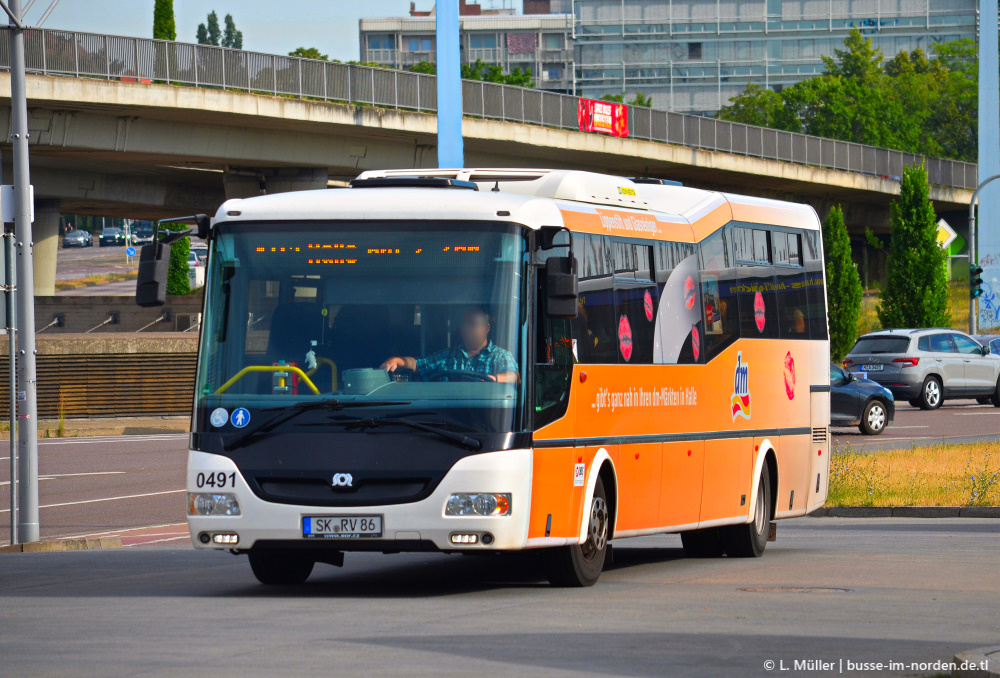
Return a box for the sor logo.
[730,351,751,421]
[331,473,354,488]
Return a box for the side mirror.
[135,241,170,307]
[982,345,991,356]
[545,256,578,319]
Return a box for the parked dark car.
[830,363,895,435]
[62,229,92,248]
[99,227,126,247]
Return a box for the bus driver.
[380,307,519,383]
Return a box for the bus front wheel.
[547,475,609,587]
[248,549,314,585]
[720,470,772,558]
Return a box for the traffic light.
[971,265,984,299]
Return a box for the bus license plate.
[303,515,383,539]
[860,364,883,371]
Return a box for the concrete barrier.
[34,295,203,333]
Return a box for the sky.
[32,0,524,62]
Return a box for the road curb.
[952,646,1000,677]
[0,537,122,553]
[810,506,1000,518]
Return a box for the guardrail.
[0,27,978,191]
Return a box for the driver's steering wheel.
[421,368,493,383]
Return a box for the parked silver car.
[844,329,1000,409]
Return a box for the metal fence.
[0,27,978,191]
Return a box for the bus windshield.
[194,221,529,440]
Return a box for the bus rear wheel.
[248,549,314,585]
[547,476,609,587]
[720,470,772,558]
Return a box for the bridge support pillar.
[33,199,60,297]
[222,167,328,200]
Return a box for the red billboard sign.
[577,98,629,138]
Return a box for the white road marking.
[0,471,127,486]
[887,425,930,429]
[955,412,1000,416]
[0,489,185,513]
[61,522,187,541]
[40,471,128,479]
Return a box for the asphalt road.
[0,518,997,677]
[56,242,135,283]
[0,433,188,547]
[833,399,1000,451]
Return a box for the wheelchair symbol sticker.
[231,408,251,428]
[210,408,229,427]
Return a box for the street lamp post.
[967,173,1000,335]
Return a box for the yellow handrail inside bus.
[216,365,321,395]
[306,357,337,390]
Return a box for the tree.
[197,11,221,46]
[153,0,176,40]
[715,30,981,161]
[289,47,328,60]
[600,92,653,107]
[222,14,243,49]
[409,59,534,87]
[822,205,863,361]
[877,164,949,329]
[165,229,191,296]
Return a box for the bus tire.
[720,469,772,558]
[547,475,609,587]
[248,549,314,585]
[680,528,725,558]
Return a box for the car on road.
[830,363,895,434]
[62,229,92,248]
[98,227,126,247]
[188,246,208,268]
[844,329,1000,410]
[131,225,154,245]
[973,334,1000,360]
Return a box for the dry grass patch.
[827,443,1000,507]
[55,270,137,291]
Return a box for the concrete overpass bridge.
[0,27,980,293]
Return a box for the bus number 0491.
[196,472,236,489]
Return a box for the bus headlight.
[188,493,241,516]
[445,493,511,517]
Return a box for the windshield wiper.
[332,415,482,452]
[224,399,410,451]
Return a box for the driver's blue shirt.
[415,340,518,377]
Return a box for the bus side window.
[653,241,699,364]
[575,233,618,364]
[734,226,779,341]
[802,230,829,340]
[534,241,574,429]
[700,229,740,361]
[613,242,656,364]
[774,230,810,339]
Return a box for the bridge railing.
[0,27,978,191]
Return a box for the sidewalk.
[24,415,189,438]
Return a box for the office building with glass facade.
[572,0,977,114]
[360,13,576,93]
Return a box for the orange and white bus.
[157,169,830,587]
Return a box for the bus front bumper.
[186,448,533,552]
